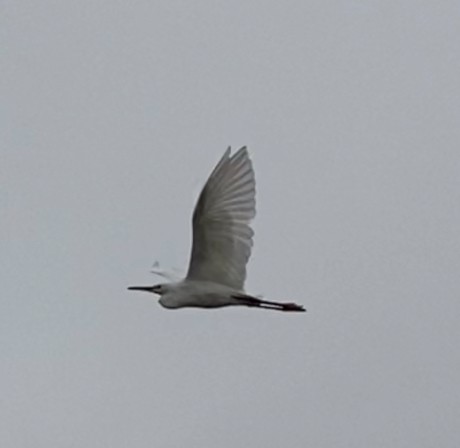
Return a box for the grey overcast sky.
[2,1,460,447]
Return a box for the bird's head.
[127,283,166,295]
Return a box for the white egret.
[128,147,305,312]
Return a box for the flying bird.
[128,147,305,312]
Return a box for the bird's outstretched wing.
[186,147,256,290]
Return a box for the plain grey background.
[3,1,460,447]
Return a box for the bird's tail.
[232,293,306,312]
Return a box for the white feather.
[186,147,256,290]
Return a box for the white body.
[158,281,241,309]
